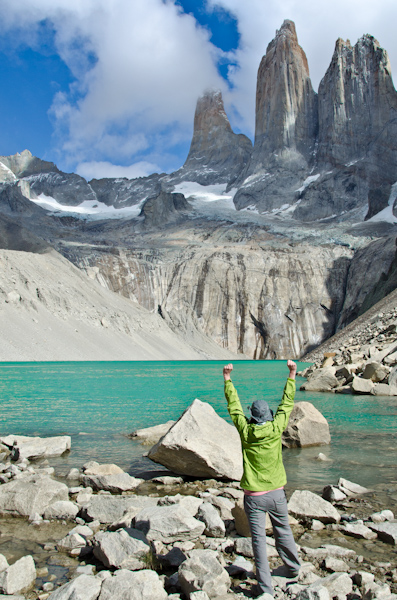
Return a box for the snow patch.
[367,182,397,224]
[295,174,320,194]
[30,194,144,220]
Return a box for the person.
[223,360,300,598]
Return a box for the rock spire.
[174,89,252,186]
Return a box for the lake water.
[1,360,397,494]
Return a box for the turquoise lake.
[0,360,396,492]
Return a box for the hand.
[287,359,297,379]
[223,363,233,381]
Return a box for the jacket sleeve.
[273,378,296,434]
[224,380,248,440]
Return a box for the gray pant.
[244,488,300,596]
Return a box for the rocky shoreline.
[0,435,395,600]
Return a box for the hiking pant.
[244,488,300,596]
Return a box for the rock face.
[173,89,252,187]
[316,35,397,220]
[140,190,190,229]
[282,402,331,447]
[148,399,243,479]
[234,20,318,212]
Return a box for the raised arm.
[223,364,248,439]
[273,360,297,433]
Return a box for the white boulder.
[282,402,331,447]
[0,555,36,595]
[288,490,341,523]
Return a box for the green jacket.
[224,378,295,491]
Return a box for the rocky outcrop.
[148,399,243,479]
[172,89,252,187]
[140,189,190,229]
[0,149,59,178]
[89,172,163,208]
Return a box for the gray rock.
[308,573,353,600]
[371,383,397,396]
[92,528,150,570]
[190,592,211,600]
[81,494,159,524]
[0,555,36,595]
[57,532,87,551]
[288,490,341,523]
[322,486,347,502]
[0,434,71,460]
[130,421,175,445]
[362,362,389,382]
[197,502,225,538]
[44,500,79,520]
[0,474,69,517]
[354,572,375,587]
[134,504,205,543]
[282,402,331,447]
[338,478,371,495]
[367,522,397,545]
[351,377,375,395]
[152,475,183,485]
[148,399,243,480]
[82,462,124,476]
[0,555,8,572]
[234,537,254,558]
[45,574,101,600]
[295,586,330,600]
[299,370,339,393]
[323,557,349,572]
[362,581,393,600]
[81,473,143,493]
[98,569,167,600]
[226,555,254,576]
[341,521,377,540]
[178,549,231,599]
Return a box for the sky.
[0,0,396,182]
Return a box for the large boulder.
[178,549,231,599]
[81,472,143,493]
[196,502,226,538]
[44,500,79,520]
[300,369,339,392]
[98,569,167,600]
[148,399,243,480]
[351,377,374,395]
[92,528,150,570]
[282,402,331,447]
[367,522,397,545]
[288,490,341,523]
[134,504,205,543]
[0,434,70,459]
[361,362,389,382]
[46,574,101,600]
[0,555,36,595]
[0,474,69,517]
[81,495,159,524]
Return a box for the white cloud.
[1,0,224,168]
[76,160,161,181]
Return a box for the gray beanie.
[249,399,274,424]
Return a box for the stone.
[134,504,205,543]
[92,528,150,570]
[309,573,353,599]
[232,499,251,537]
[300,370,339,393]
[0,555,36,595]
[354,572,376,587]
[57,532,87,551]
[44,500,79,520]
[0,435,71,460]
[129,421,176,445]
[311,520,325,531]
[196,502,226,538]
[367,522,397,545]
[45,574,101,600]
[0,555,8,572]
[338,478,371,495]
[371,383,397,396]
[234,537,254,558]
[322,486,347,502]
[190,592,211,600]
[178,549,231,599]
[362,362,389,382]
[362,582,393,600]
[341,522,378,540]
[82,462,124,476]
[282,402,331,447]
[81,473,143,493]
[295,586,330,600]
[98,569,167,600]
[0,474,69,517]
[226,555,254,576]
[351,377,375,395]
[152,476,183,485]
[148,399,243,480]
[158,546,187,568]
[207,496,233,520]
[81,494,159,524]
[323,557,349,572]
[288,490,341,523]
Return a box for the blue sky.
[0,0,396,181]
